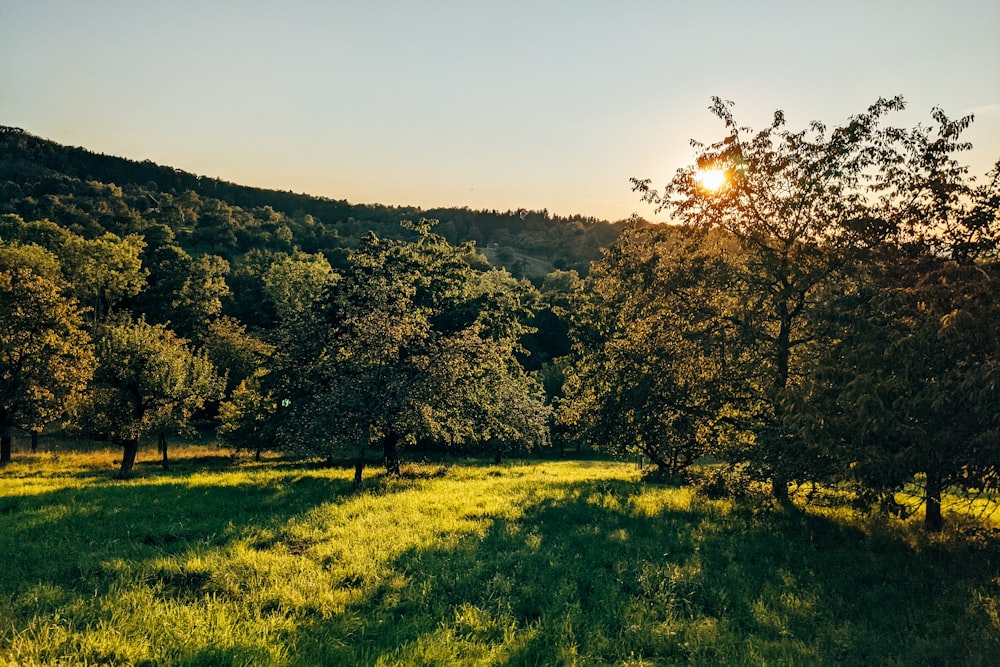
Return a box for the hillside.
[0,125,625,278]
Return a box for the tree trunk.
[770,302,793,502]
[383,431,400,476]
[354,447,366,484]
[0,425,11,464]
[494,444,502,465]
[772,475,789,503]
[30,431,39,454]
[925,471,943,532]
[159,431,169,470]
[119,438,140,479]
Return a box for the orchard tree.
[80,317,224,478]
[218,369,277,461]
[796,115,1000,530]
[262,250,339,320]
[801,257,1000,530]
[202,316,273,394]
[263,221,546,481]
[170,254,231,343]
[0,242,95,462]
[632,97,907,498]
[562,224,738,474]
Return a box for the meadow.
[0,444,998,666]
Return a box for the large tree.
[0,242,95,462]
[80,317,224,478]
[794,113,1000,530]
[631,97,908,498]
[562,223,739,474]
[58,231,148,323]
[261,222,547,481]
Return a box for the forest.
[1,98,999,664]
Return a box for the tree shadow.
[290,479,1000,665]
[0,470,352,595]
[3,466,997,665]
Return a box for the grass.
[1,445,998,666]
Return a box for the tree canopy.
[0,241,95,462]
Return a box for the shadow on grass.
[292,479,1000,666]
[0,469,353,596]
[2,463,998,665]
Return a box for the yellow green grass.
[1,447,998,665]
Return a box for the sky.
[2,0,999,222]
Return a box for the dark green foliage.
[562,224,737,474]
[255,222,550,478]
[0,126,623,277]
[79,317,225,477]
[0,241,95,462]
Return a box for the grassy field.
[0,445,998,666]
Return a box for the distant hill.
[0,125,626,278]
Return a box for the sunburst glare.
[695,168,727,192]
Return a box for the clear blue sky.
[2,0,998,222]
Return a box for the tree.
[170,254,231,342]
[632,97,907,498]
[265,222,546,481]
[80,317,224,478]
[802,257,1000,530]
[59,232,148,322]
[261,250,338,320]
[562,224,737,475]
[446,333,550,464]
[795,116,1000,530]
[218,369,277,462]
[0,242,95,462]
[202,316,273,394]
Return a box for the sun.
[694,168,727,192]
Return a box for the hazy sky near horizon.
[2,1,998,222]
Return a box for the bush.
[688,463,760,500]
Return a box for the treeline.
[0,126,624,278]
[2,98,998,532]
[0,213,564,478]
[0,127,589,482]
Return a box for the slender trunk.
[770,303,793,502]
[772,476,789,503]
[354,446,366,484]
[355,425,372,484]
[30,431,39,454]
[159,431,169,470]
[925,471,943,532]
[383,431,400,476]
[0,425,11,464]
[494,444,502,465]
[119,438,139,479]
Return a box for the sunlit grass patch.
[1,453,998,665]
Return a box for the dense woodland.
[2,96,998,532]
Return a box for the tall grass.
[1,447,997,665]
